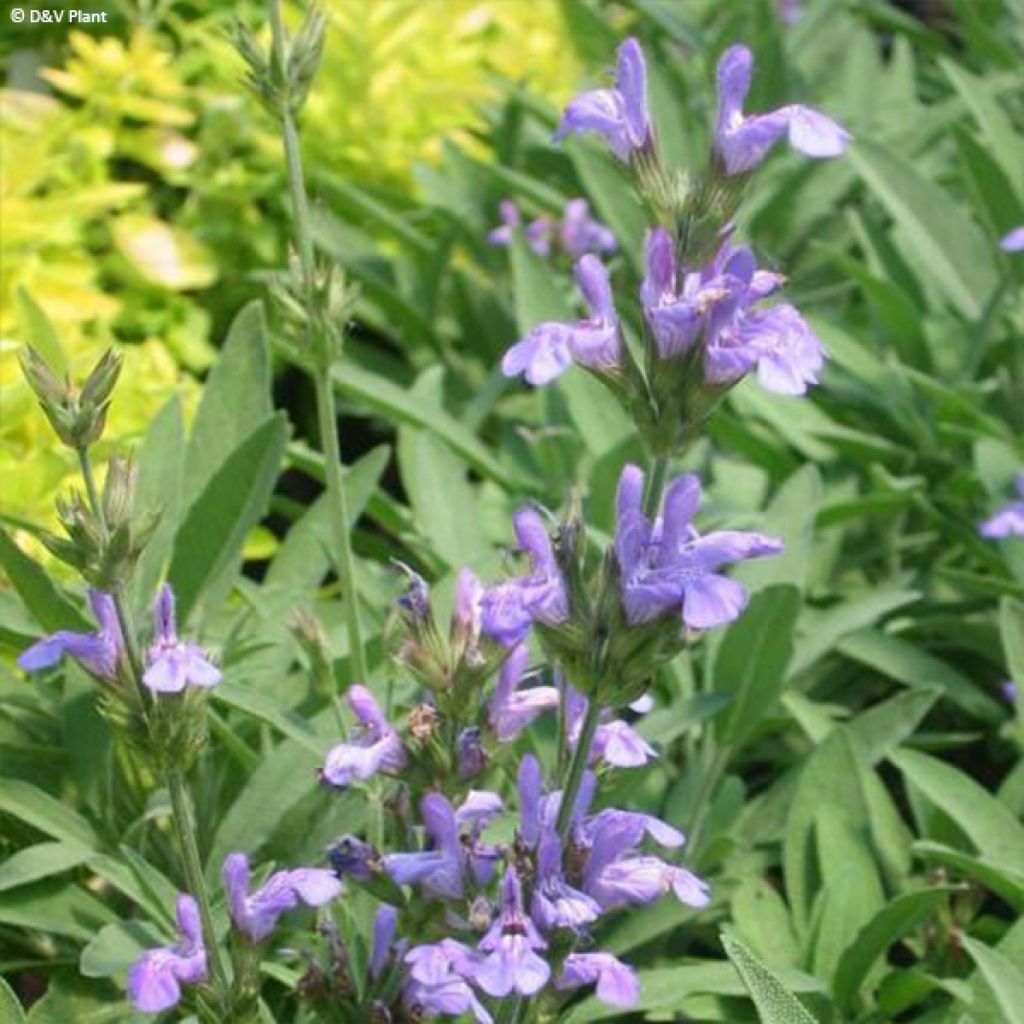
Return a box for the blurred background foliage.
[2,0,1024,1020]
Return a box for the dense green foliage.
[1,0,1023,1021]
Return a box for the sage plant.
[14,22,851,1024]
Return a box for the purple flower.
[556,37,651,162]
[565,684,658,768]
[1001,226,1024,252]
[480,508,568,647]
[322,684,407,786]
[126,894,207,1014]
[222,852,341,943]
[580,811,709,912]
[326,834,376,881]
[530,830,601,932]
[775,0,802,24]
[557,952,639,1008]
[473,868,551,997]
[488,644,560,741]
[487,200,555,257]
[457,726,488,778]
[142,585,221,693]
[715,44,849,175]
[615,464,783,629]
[641,229,822,394]
[17,588,123,681]
[560,199,617,259]
[980,475,1024,539]
[517,752,595,849]
[501,255,621,385]
[370,905,401,979]
[1003,681,1019,704]
[404,941,492,1024]
[384,791,502,899]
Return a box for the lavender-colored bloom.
[126,894,207,1014]
[980,475,1024,539]
[457,726,488,778]
[557,952,639,1008]
[1003,681,1019,704]
[565,685,657,768]
[715,44,850,175]
[556,37,651,162]
[488,644,560,741]
[502,255,621,385]
[405,941,492,1024]
[18,588,123,681]
[531,831,601,932]
[322,684,407,786]
[222,852,341,943]
[560,198,617,258]
[326,834,375,881]
[480,508,568,647]
[142,585,221,693]
[384,791,502,899]
[371,905,399,978]
[1001,226,1024,252]
[615,465,783,629]
[473,868,551,997]
[517,752,595,849]
[776,0,802,24]
[641,229,822,394]
[488,201,553,257]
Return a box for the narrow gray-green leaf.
[962,936,1024,1024]
[0,528,90,633]
[0,843,90,893]
[722,932,817,1023]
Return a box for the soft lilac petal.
[127,951,186,1013]
[517,754,543,846]
[617,37,650,148]
[659,474,701,555]
[980,503,1024,539]
[501,324,574,385]
[785,104,851,158]
[558,952,639,1008]
[682,574,749,629]
[422,793,460,854]
[455,790,504,829]
[153,584,177,645]
[285,868,342,907]
[371,906,398,978]
[1001,226,1024,252]
[688,530,784,571]
[594,720,657,767]
[629,693,654,714]
[670,866,712,907]
[473,939,551,997]
[142,652,187,693]
[348,684,386,731]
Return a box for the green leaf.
[713,585,801,750]
[838,629,1001,722]
[0,528,91,633]
[80,920,163,980]
[397,370,493,572]
[568,146,646,264]
[169,413,288,622]
[833,888,951,1011]
[329,361,523,488]
[722,932,818,1024]
[1001,597,1024,686]
[962,936,1024,1024]
[0,880,115,941]
[912,841,1024,912]
[731,875,801,970]
[184,301,272,504]
[812,804,885,981]
[0,843,90,893]
[0,975,26,1023]
[16,287,66,373]
[848,139,997,319]
[561,959,823,1024]
[0,779,99,850]
[211,681,327,757]
[890,749,1024,873]
[847,688,941,766]
[130,396,186,610]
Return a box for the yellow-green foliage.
[305,0,580,183]
[0,31,212,535]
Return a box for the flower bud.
[287,6,328,113]
[408,703,439,743]
[456,726,487,779]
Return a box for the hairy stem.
[644,453,670,517]
[168,770,229,994]
[555,698,601,839]
[269,0,368,684]
[79,445,227,999]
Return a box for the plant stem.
[644,453,670,517]
[168,770,229,994]
[76,448,147,693]
[269,0,368,683]
[78,445,227,1001]
[555,698,601,839]
[684,745,730,858]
